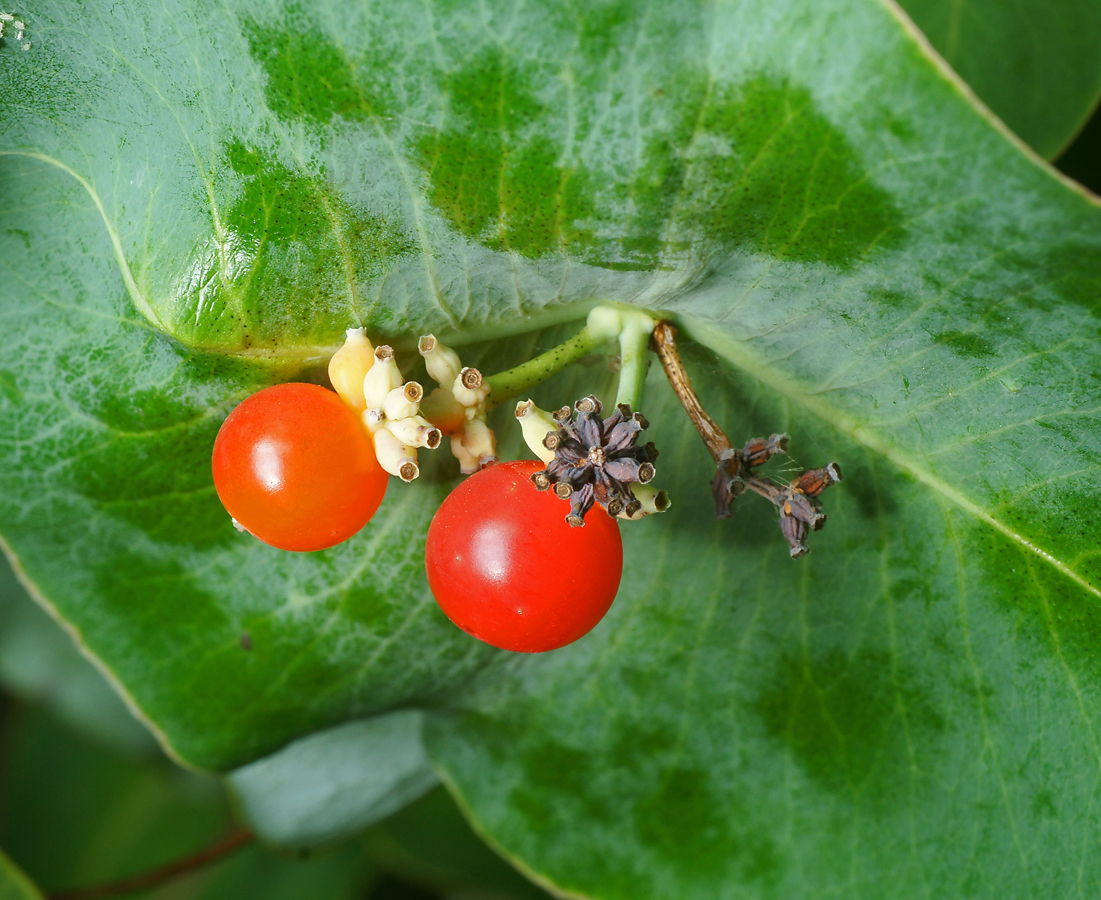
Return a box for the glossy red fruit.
[426,460,623,653]
[212,383,388,552]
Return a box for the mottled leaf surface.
[2,0,1101,896]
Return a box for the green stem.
[485,323,607,409]
[615,312,654,409]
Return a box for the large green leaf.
[2,0,1101,896]
[897,0,1101,157]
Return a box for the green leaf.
[0,700,375,899]
[0,851,42,900]
[3,0,1101,896]
[228,711,438,848]
[897,0,1101,157]
[0,553,156,755]
[363,788,552,900]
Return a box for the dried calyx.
[650,321,843,559]
[529,395,660,526]
[720,438,842,558]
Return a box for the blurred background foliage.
[1057,102,1101,193]
[0,550,554,900]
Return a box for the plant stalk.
[485,310,619,409]
[650,321,733,462]
[615,312,655,409]
[48,829,253,900]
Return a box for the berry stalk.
[484,307,623,408]
[615,310,656,410]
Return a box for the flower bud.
[418,334,463,390]
[386,415,442,449]
[362,345,403,409]
[451,417,497,475]
[328,327,374,411]
[383,382,423,421]
[618,483,671,520]
[373,427,420,482]
[586,306,621,342]
[362,407,386,434]
[450,439,480,475]
[516,400,558,463]
[452,367,490,408]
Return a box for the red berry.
[426,460,623,653]
[212,383,389,552]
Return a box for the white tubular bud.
[362,346,403,409]
[383,382,423,421]
[373,427,420,482]
[327,328,374,411]
[452,418,497,475]
[452,367,490,408]
[619,483,672,520]
[418,334,463,390]
[516,399,558,463]
[450,438,481,475]
[386,415,442,450]
[362,407,386,434]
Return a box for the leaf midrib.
[682,314,1101,603]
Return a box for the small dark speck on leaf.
[240,633,253,650]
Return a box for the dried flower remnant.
[650,321,843,558]
[530,395,659,526]
[0,11,27,45]
[517,399,669,521]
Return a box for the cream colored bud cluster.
[418,335,497,475]
[514,399,669,520]
[327,328,441,482]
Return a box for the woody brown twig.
[651,321,748,516]
[650,322,732,463]
[48,828,253,900]
[650,321,842,557]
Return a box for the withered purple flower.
[735,446,841,558]
[531,395,658,526]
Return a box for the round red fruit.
[212,383,388,552]
[426,459,623,653]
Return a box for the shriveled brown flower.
[532,395,658,526]
[730,442,841,558]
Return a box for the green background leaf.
[896,0,1101,156]
[3,0,1101,896]
[228,711,438,847]
[0,851,41,900]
